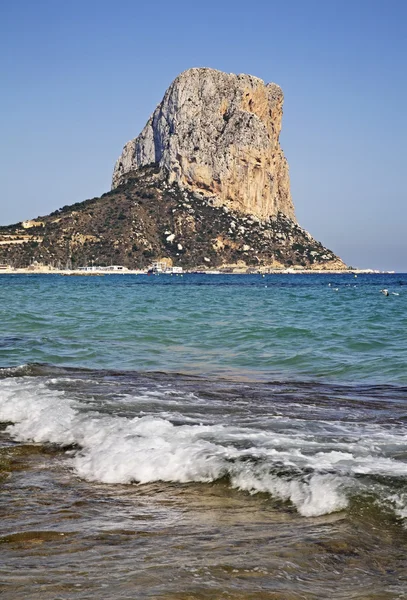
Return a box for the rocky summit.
[0,68,346,271]
[113,68,294,221]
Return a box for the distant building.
[150,261,166,273]
[101,265,128,272]
[148,261,183,274]
[22,220,45,229]
[77,265,128,272]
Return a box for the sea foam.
[1,376,406,520]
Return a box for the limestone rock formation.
[0,68,347,271]
[112,68,294,221]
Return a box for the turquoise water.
[1,272,406,382]
[1,273,407,599]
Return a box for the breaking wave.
[0,375,406,520]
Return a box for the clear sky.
[1,0,406,270]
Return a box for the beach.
[0,265,383,276]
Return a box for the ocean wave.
[231,470,349,517]
[1,376,407,521]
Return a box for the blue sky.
[1,0,406,270]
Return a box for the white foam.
[385,493,407,522]
[1,377,406,520]
[231,470,349,517]
[73,416,228,484]
[0,378,78,445]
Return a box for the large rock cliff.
[112,68,294,221]
[0,68,347,271]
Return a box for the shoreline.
[0,267,395,276]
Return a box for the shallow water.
[0,273,406,598]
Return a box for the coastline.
[0,267,393,275]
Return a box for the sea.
[0,272,406,599]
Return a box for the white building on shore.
[77,265,129,272]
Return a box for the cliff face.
[0,68,347,271]
[112,68,294,221]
